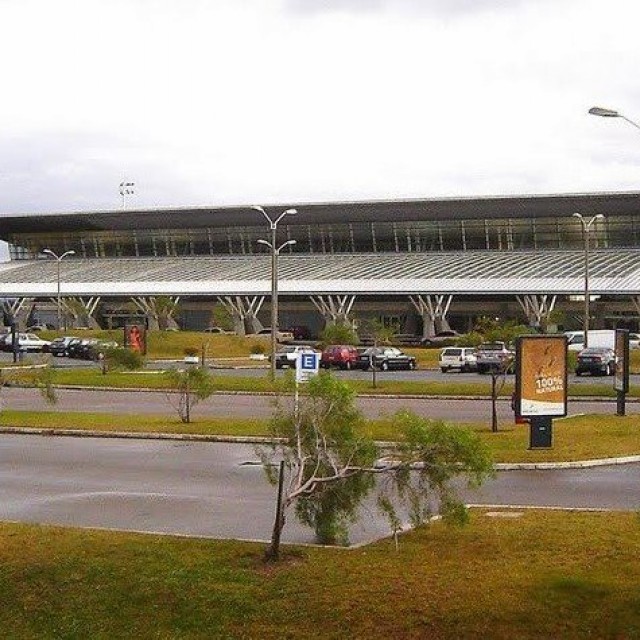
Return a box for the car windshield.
[580,348,610,355]
[444,348,462,356]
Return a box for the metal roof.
[1,190,639,237]
[0,249,638,298]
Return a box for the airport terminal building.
[1,190,640,337]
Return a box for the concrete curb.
[1,426,638,470]
[15,383,638,403]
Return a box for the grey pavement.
[1,434,638,547]
[1,386,637,423]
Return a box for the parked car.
[203,327,235,334]
[285,325,311,340]
[271,345,318,369]
[320,345,360,370]
[67,338,94,359]
[476,342,515,374]
[26,323,55,332]
[83,340,119,361]
[357,346,417,371]
[439,347,478,373]
[421,330,462,347]
[629,333,640,349]
[252,328,295,343]
[575,347,616,376]
[2,333,52,353]
[46,336,80,357]
[0,333,14,352]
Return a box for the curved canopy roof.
[1,190,639,236]
[0,249,638,298]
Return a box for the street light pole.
[257,238,297,379]
[119,181,135,209]
[572,213,604,349]
[589,106,640,132]
[251,206,297,379]
[43,249,76,331]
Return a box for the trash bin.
[529,416,553,448]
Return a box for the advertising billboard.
[124,323,147,355]
[516,335,567,417]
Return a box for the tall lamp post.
[251,205,298,380]
[572,213,604,349]
[119,181,135,209]
[589,106,640,132]
[43,249,76,330]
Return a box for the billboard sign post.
[294,351,320,418]
[515,335,568,449]
[614,329,629,416]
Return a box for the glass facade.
[7,213,623,260]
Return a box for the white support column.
[310,295,356,327]
[516,294,557,329]
[58,296,102,328]
[216,296,265,335]
[409,294,453,340]
[1,297,34,331]
[131,296,181,331]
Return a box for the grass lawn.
[1,510,639,638]
[2,410,639,463]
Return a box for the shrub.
[320,324,359,347]
[105,347,144,371]
[250,342,266,355]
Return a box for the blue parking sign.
[296,352,319,383]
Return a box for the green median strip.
[20,367,638,398]
[2,410,639,463]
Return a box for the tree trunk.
[491,372,498,433]
[264,461,286,562]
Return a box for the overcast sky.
[1,0,639,214]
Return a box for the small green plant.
[165,366,216,423]
[250,342,266,355]
[319,323,359,347]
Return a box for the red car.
[320,345,359,370]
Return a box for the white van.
[564,330,615,351]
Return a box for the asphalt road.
[1,386,637,423]
[1,435,638,545]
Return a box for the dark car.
[320,345,360,370]
[47,336,80,357]
[421,331,462,347]
[83,340,119,361]
[575,347,616,376]
[357,346,417,371]
[67,338,94,359]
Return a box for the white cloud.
[0,0,639,214]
